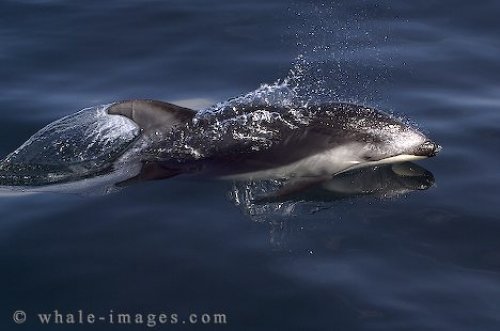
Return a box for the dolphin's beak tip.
[429,141,442,157]
[414,140,441,158]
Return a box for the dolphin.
[0,99,440,188]
[106,99,441,182]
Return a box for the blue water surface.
[1,1,500,330]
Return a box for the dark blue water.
[1,1,500,330]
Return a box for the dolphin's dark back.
[166,103,404,175]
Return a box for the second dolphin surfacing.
[0,99,440,188]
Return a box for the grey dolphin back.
[107,99,196,133]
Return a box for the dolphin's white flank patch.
[223,149,428,181]
[347,154,428,171]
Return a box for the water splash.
[145,56,329,162]
[0,105,140,186]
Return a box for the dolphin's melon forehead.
[318,103,400,125]
[320,103,425,135]
[305,103,430,156]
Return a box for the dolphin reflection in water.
[0,99,440,209]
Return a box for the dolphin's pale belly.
[223,143,364,180]
[223,144,429,181]
[347,154,428,172]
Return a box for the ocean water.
[1,1,500,330]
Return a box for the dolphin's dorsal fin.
[107,99,195,133]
